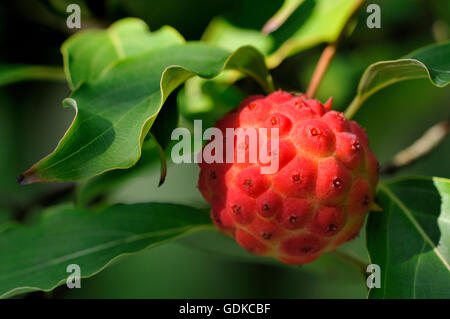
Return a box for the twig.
[333,250,367,274]
[306,0,365,98]
[7,183,74,221]
[262,0,304,35]
[306,42,338,98]
[344,94,363,120]
[381,120,449,175]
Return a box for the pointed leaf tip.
[324,97,333,111]
[17,169,43,185]
[369,202,383,212]
[16,174,25,185]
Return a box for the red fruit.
[198,91,378,265]
[309,205,346,237]
[315,157,351,203]
[279,198,313,230]
[235,167,270,198]
[280,234,327,257]
[264,113,292,136]
[335,132,364,169]
[256,189,282,218]
[248,218,283,242]
[235,229,269,255]
[272,156,317,197]
[292,119,335,157]
[322,111,350,132]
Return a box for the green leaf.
[62,18,184,89]
[202,17,273,55]
[148,88,180,150]
[345,41,450,119]
[203,0,362,68]
[262,0,305,34]
[367,177,450,298]
[267,0,362,67]
[20,41,273,184]
[177,76,246,128]
[0,209,12,231]
[75,137,162,206]
[0,64,65,87]
[146,133,168,187]
[0,202,212,298]
[75,92,178,206]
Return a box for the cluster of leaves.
[0,0,449,298]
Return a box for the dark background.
[0,0,449,298]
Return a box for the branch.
[306,0,365,98]
[381,120,449,175]
[306,43,337,98]
[10,183,74,221]
[332,250,368,275]
[262,0,303,35]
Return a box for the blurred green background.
[0,0,449,298]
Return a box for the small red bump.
[280,234,326,257]
[309,206,346,237]
[256,189,282,218]
[335,132,365,169]
[226,190,256,224]
[220,209,237,229]
[198,164,230,202]
[292,119,335,157]
[235,167,270,198]
[309,127,320,136]
[315,158,351,203]
[304,99,326,116]
[264,113,292,136]
[322,111,350,132]
[210,209,234,236]
[214,207,235,228]
[235,229,268,255]
[348,177,373,216]
[249,218,282,242]
[273,156,317,197]
[280,198,312,230]
[349,121,369,147]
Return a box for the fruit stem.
[147,132,168,187]
[380,120,449,175]
[306,0,365,99]
[333,250,367,274]
[306,42,337,98]
[343,95,364,120]
[261,0,303,34]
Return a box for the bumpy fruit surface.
[198,91,379,265]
